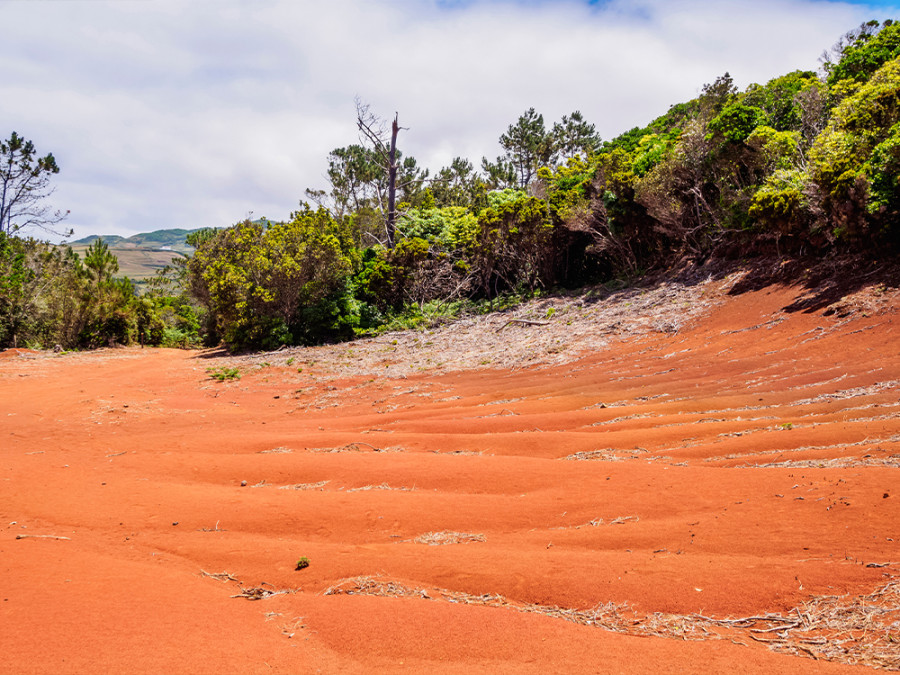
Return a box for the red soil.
[2,275,898,674]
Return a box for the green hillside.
[68,228,212,279]
[71,228,200,254]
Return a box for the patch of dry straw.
[322,576,900,670]
[410,531,486,545]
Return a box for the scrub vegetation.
[2,19,899,351]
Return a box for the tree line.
[2,19,898,351]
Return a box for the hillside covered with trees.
[2,19,899,351]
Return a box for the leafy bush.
[864,121,900,225]
[826,20,900,87]
[473,191,552,296]
[746,126,802,171]
[161,327,194,348]
[809,56,900,240]
[748,169,811,235]
[708,104,768,143]
[187,207,356,350]
[742,70,820,131]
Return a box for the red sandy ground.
[1,276,898,674]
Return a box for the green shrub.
[207,367,240,381]
[161,327,195,348]
[748,169,811,233]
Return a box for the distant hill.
[70,228,202,255]
[68,227,214,280]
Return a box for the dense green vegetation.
[0,233,202,349]
[2,20,898,351]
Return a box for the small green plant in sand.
[207,367,241,381]
[295,557,310,570]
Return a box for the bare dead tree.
[355,99,406,248]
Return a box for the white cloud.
[0,0,891,241]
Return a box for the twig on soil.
[750,622,802,634]
[278,481,329,491]
[562,449,623,461]
[351,441,383,451]
[749,634,785,644]
[309,442,388,453]
[497,319,550,332]
[410,531,485,545]
[231,584,296,601]
[202,568,298,602]
[347,483,414,492]
[15,534,70,540]
[200,570,239,583]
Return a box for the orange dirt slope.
[1,269,898,674]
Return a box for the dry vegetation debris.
[322,575,900,670]
[227,271,738,377]
[410,531,486,545]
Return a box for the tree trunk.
[387,114,399,248]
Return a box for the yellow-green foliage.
[826,20,900,87]
[538,155,595,221]
[474,190,551,295]
[741,70,820,131]
[810,56,900,201]
[748,169,809,231]
[864,121,900,213]
[396,206,478,250]
[355,237,430,311]
[631,134,671,176]
[746,126,802,171]
[188,207,355,348]
[707,103,768,144]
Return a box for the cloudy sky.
[2,0,898,241]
